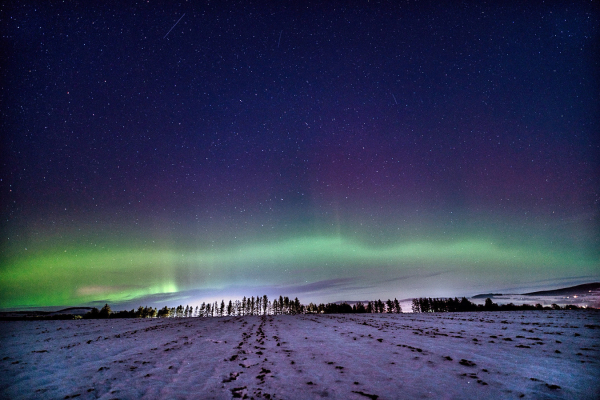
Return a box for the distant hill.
[472,282,600,299]
[471,293,503,299]
[331,300,371,305]
[522,282,600,296]
[55,307,95,314]
[0,307,94,319]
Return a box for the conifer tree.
[394,298,401,313]
[411,298,420,313]
[418,298,429,313]
[459,297,471,312]
[99,304,112,318]
[86,307,100,318]
[158,306,170,317]
[283,297,290,314]
[294,297,301,314]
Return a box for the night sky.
[1,1,598,310]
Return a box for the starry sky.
[1,1,598,310]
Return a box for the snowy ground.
[1,311,598,399]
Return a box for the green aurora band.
[1,235,597,309]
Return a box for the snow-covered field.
[1,311,598,399]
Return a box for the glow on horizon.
[0,235,597,308]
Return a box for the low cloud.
[276,278,357,294]
[77,285,133,296]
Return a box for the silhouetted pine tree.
[418,298,429,313]
[293,297,301,314]
[284,297,290,314]
[459,297,473,311]
[99,304,112,318]
[386,299,393,313]
[157,306,170,317]
[411,298,420,313]
[262,295,268,315]
[392,298,400,313]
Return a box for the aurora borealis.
[1,1,598,310]
[1,234,598,309]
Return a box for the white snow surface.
[1,311,598,399]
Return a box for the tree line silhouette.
[83,297,581,319]
[304,298,403,314]
[81,296,406,319]
[410,297,580,313]
[1,295,584,321]
[84,295,303,319]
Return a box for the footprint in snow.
[352,390,379,399]
[459,359,476,367]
